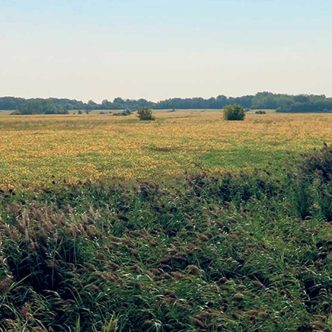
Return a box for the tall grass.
[0,147,331,331]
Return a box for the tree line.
[1,92,332,114]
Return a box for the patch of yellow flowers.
[0,111,331,190]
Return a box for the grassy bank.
[0,147,331,331]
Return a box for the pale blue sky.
[1,0,331,101]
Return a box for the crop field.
[0,111,332,190]
[0,111,332,331]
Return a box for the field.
[0,111,331,331]
[0,111,332,190]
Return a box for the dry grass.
[0,111,331,190]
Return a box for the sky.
[0,0,332,102]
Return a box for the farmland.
[0,111,331,331]
[0,111,331,191]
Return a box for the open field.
[0,111,332,190]
[0,111,331,331]
[3,1,332,330]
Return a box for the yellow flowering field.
[0,111,331,190]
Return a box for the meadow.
[0,111,331,331]
[0,111,331,191]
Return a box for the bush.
[223,105,245,121]
[255,110,266,114]
[137,108,155,121]
[121,109,132,116]
[113,109,132,116]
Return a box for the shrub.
[223,105,245,121]
[255,110,266,114]
[137,108,155,121]
[121,109,132,116]
[113,109,132,116]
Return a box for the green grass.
[0,112,332,191]
[199,148,295,172]
[0,147,331,331]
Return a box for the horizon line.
[1,91,331,103]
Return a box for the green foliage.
[2,93,332,112]
[113,109,132,116]
[0,97,25,110]
[223,104,246,121]
[137,108,155,121]
[292,145,332,221]
[0,149,331,331]
[1,97,85,112]
[277,100,332,113]
[255,110,266,114]
[16,99,69,115]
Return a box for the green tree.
[223,105,246,121]
[16,99,67,115]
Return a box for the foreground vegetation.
[0,111,332,191]
[0,146,331,331]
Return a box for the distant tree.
[2,92,332,114]
[224,105,246,121]
[0,97,25,110]
[16,99,68,115]
[277,101,332,113]
[294,95,310,103]
[87,100,97,110]
[112,97,125,109]
[101,99,110,107]
[137,108,155,121]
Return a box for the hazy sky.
[1,0,332,101]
